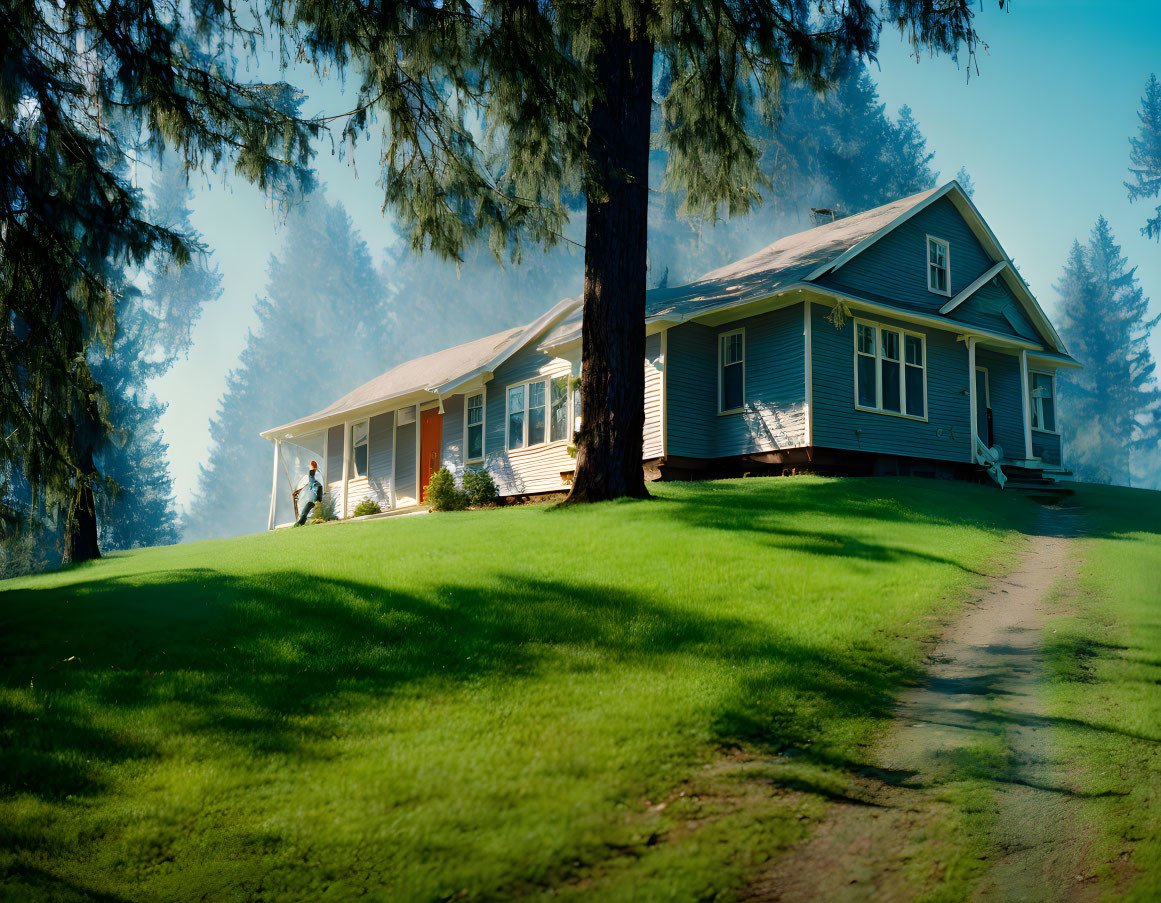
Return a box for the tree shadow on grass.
[1,564,925,804]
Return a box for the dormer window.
[927,236,950,295]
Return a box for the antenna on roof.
[810,207,843,226]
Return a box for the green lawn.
[1043,484,1161,901]
[0,477,1037,901]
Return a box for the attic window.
[927,236,950,295]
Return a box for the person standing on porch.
[293,461,323,526]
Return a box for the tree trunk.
[62,410,101,564]
[567,17,653,503]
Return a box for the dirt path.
[746,507,1093,903]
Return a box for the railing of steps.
[973,435,1007,489]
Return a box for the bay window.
[506,375,575,450]
[854,320,927,420]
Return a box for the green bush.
[310,492,338,523]
[425,468,469,511]
[0,533,50,579]
[462,468,499,507]
[352,499,382,518]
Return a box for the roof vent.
[810,207,843,226]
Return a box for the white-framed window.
[465,392,485,461]
[719,328,745,413]
[1029,371,1057,433]
[506,376,574,451]
[853,319,928,420]
[350,419,369,477]
[927,235,950,295]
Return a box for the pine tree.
[280,1,993,501]
[1127,73,1161,240]
[955,166,976,198]
[182,193,392,541]
[93,166,222,550]
[1056,218,1161,485]
[2,2,315,562]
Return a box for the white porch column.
[967,337,978,458]
[1020,350,1033,461]
[340,420,351,518]
[267,439,281,531]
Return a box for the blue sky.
[154,2,1161,509]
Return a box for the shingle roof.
[262,324,528,438]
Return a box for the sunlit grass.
[1043,484,1161,901]
[0,476,1035,901]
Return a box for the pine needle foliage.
[1127,73,1161,240]
[1,0,317,561]
[274,0,995,500]
[1056,217,1161,485]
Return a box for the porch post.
[967,337,978,457]
[340,420,351,518]
[268,439,280,531]
[1020,350,1033,461]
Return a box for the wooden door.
[975,367,993,448]
[420,408,443,501]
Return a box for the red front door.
[419,408,443,501]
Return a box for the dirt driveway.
[746,507,1095,903]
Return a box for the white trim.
[463,390,486,463]
[660,326,669,458]
[941,261,1008,314]
[340,419,351,518]
[1020,350,1033,460]
[415,408,422,502]
[268,439,280,531]
[852,318,929,421]
[717,327,746,414]
[803,301,813,447]
[926,235,951,296]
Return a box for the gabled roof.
[266,182,1074,439]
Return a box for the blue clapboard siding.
[440,394,465,481]
[1032,430,1062,466]
[666,305,806,458]
[395,416,417,502]
[975,348,1026,459]
[810,304,971,463]
[817,196,1048,345]
[951,279,1039,342]
[665,322,718,458]
[368,411,394,502]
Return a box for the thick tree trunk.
[567,18,653,503]
[62,411,101,564]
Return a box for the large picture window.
[1029,371,1056,432]
[466,393,484,461]
[927,235,950,295]
[350,419,369,477]
[854,320,927,420]
[719,329,745,412]
[506,376,574,450]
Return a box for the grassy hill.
[0,476,1141,901]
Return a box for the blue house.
[262,181,1077,526]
